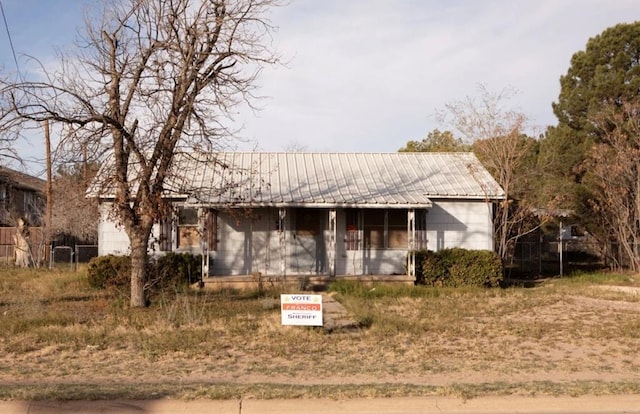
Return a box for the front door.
[289,209,327,274]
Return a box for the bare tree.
[438,85,540,261]
[0,0,280,307]
[0,103,21,164]
[583,100,640,271]
[51,163,100,244]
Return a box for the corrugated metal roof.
[157,152,505,208]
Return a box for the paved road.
[1,395,640,413]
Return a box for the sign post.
[281,294,323,326]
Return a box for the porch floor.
[200,274,415,291]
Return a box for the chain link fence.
[49,244,98,270]
[510,239,605,278]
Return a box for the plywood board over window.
[388,209,408,249]
[362,209,409,250]
[178,207,200,249]
[363,209,385,249]
[296,209,320,237]
[204,209,217,251]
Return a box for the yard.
[1,267,640,400]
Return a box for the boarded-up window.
[388,210,408,249]
[204,209,217,251]
[296,209,320,237]
[360,209,409,250]
[177,207,200,248]
[363,210,385,249]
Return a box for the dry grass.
[1,268,640,400]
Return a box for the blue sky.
[1,0,639,175]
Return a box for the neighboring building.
[92,152,505,278]
[0,166,45,227]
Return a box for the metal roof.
[157,152,505,208]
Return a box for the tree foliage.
[552,22,640,138]
[398,129,468,152]
[540,22,640,268]
[540,22,640,211]
[0,0,280,307]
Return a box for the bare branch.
[0,0,282,307]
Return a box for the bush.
[414,248,502,288]
[87,255,131,291]
[152,252,202,291]
[87,252,202,295]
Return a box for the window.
[415,209,428,249]
[360,209,408,250]
[388,210,408,248]
[159,217,172,251]
[177,207,200,248]
[345,210,361,250]
[349,209,429,250]
[204,209,217,251]
[0,185,6,209]
[296,209,320,237]
[363,210,385,249]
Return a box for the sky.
[1,0,639,175]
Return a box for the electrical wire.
[0,0,22,80]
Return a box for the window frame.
[176,206,200,249]
[352,208,413,250]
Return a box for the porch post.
[200,209,209,281]
[279,208,286,276]
[329,209,337,277]
[408,209,416,277]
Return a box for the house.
[93,152,505,280]
[0,166,45,227]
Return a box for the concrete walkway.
[322,292,359,332]
[2,395,640,413]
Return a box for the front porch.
[200,274,415,291]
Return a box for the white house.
[94,152,505,280]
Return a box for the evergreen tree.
[540,22,640,210]
[540,22,640,268]
[398,129,469,152]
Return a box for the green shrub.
[86,253,201,296]
[152,252,202,291]
[87,255,131,290]
[414,248,502,288]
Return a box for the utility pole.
[44,120,52,266]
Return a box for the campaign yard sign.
[281,294,323,326]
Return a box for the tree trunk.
[129,231,150,308]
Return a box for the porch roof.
[90,152,505,208]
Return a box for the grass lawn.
[1,267,640,400]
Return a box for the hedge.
[414,248,502,288]
[87,253,202,293]
[87,255,131,291]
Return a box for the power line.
[0,0,22,80]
